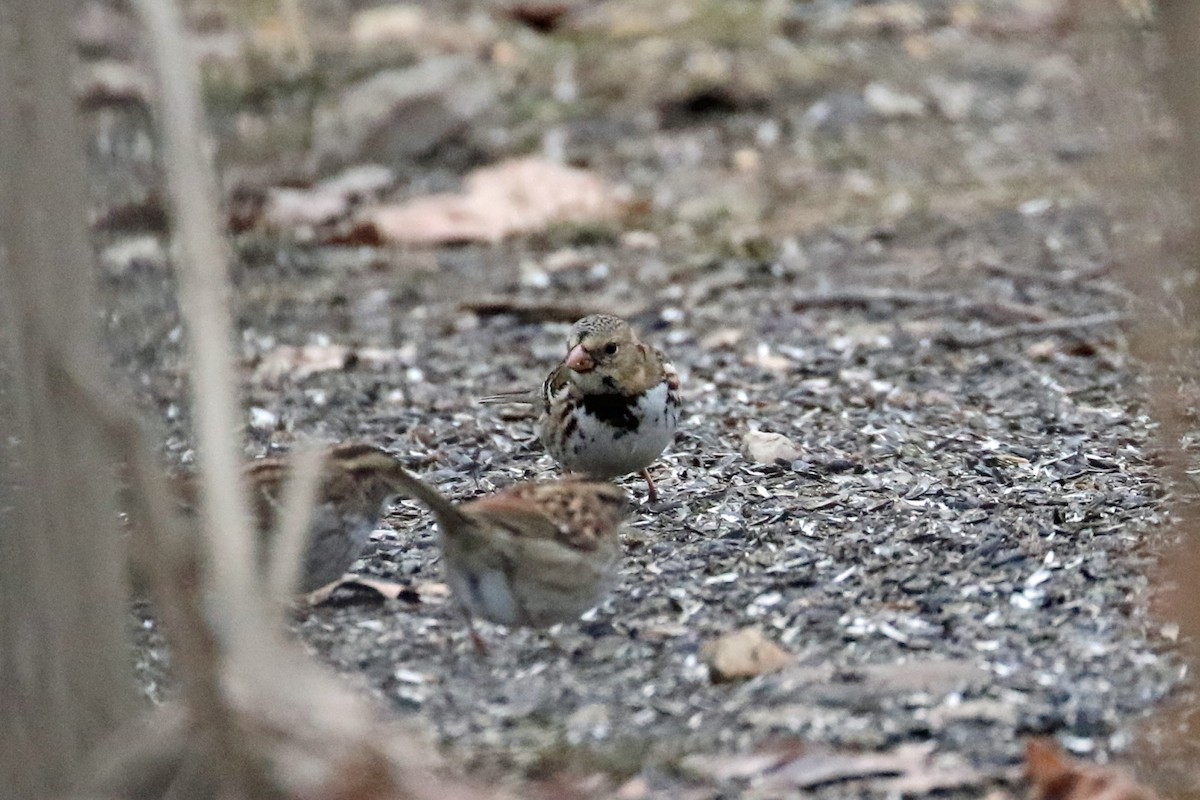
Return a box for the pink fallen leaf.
[361,157,624,245]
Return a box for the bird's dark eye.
[604,342,619,355]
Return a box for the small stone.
[701,627,794,682]
[864,82,926,118]
[733,147,761,172]
[743,431,803,464]
[926,76,975,122]
[249,407,278,430]
[566,703,610,743]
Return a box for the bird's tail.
[379,463,474,528]
[477,389,539,406]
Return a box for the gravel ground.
[98,1,1190,797]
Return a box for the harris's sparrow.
[380,467,628,650]
[486,314,681,501]
[170,443,405,593]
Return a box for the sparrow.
[484,314,681,501]
[171,443,405,594]
[380,468,628,650]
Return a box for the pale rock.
[743,431,803,464]
[864,81,926,118]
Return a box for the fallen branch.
[462,297,644,324]
[934,311,1126,349]
[978,259,1117,290]
[790,287,1054,324]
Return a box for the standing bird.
[485,314,681,501]
[167,443,405,594]
[381,469,628,651]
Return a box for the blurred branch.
[269,446,324,614]
[130,0,262,642]
[934,311,1124,349]
[0,4,136,797]
[45,355,223,726]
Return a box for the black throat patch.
[581,392,641,437]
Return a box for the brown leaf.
[1025,739,1159,800]
[701,626,794,682]
[361,157,624,246]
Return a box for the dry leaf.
[262,187,350,231]
[701,626,794,681]
[1026,338,1059,360]
[744,344,793,372]
[700,327,745,350]
[742,431,803,464]
[253,344,354,385]
[361,157,624,245]
[415,581,451,600]
[350,4,427,48]
[308,577,448,606]
[349,4,491,53]
[1025,739,1159,800]
[767,742,935,790]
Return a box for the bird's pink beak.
[564,344,595,372]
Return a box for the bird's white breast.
[559,381,678,478]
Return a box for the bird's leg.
[640,468,658,503]
[464,612,489,655]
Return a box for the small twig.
[979,259,1115,289]
[934,311,1126,349]
[268,446,326,614]
[790,287,1053,323]
[462,298,644,324]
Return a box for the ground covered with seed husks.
[91,0,1191,797]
